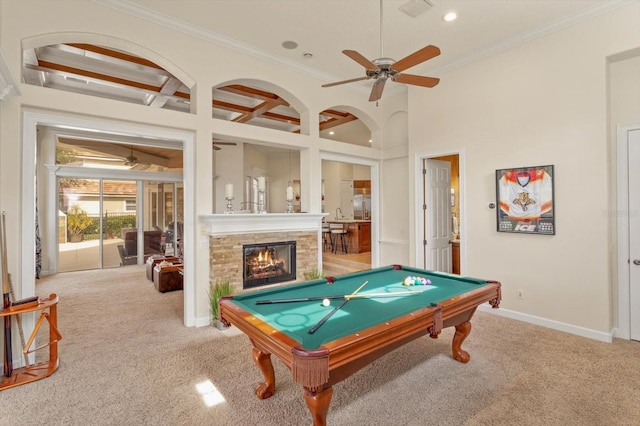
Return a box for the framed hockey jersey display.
[496,165,555,235]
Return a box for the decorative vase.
[69,232,83,243]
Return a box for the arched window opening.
[320,108,372,147]
[212,83,301,133]
[23,43,191,113]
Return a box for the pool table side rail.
[219,281,501,390]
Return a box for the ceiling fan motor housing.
[372,57,396,67]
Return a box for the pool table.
[219,265,501,426]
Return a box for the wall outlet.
[516,289,524,300]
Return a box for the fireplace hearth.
[243,241,296,289]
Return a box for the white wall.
[408,3,640,338]
[380,105,411,265]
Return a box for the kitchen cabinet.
[452,241,460,274]
[346,221,371,253]
[353,180,370,189]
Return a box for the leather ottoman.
[153,263,184,293]
[146,255,180,281]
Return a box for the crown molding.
[91,0,372,95]
[92,0,631,99]
[431,0,634,76]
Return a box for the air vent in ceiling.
[399,0,434,18]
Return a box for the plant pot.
[69,232,83,243]
[212,319,229,330]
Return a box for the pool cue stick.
[257,294,345,304]
[8,273,29,367]
[308,281,368,334]
[1,212,13,377]
[256,290,423,304]
[344,291,423,299]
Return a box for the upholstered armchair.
[117,229,165,265]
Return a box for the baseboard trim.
[194,316,212,327]
[478,305,614,343]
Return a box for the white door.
[340,180,353,219]
[627,128,640,340]
[424,159,452,272]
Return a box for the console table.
[0,293,61,391]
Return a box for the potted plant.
[67,205,93,242]
[209,279,233,330]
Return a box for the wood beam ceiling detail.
[24,44,360,136]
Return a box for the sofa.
[118,229,164,265]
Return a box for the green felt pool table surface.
[229,265,491,349]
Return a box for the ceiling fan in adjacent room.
[124,148,139,166]
[322,0,441,102]
[123,147,150,170]
[212,139,237,151]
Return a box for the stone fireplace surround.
[200,214,326,292]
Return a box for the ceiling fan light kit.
[322,0,440,102]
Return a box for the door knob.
[633,259,640,265]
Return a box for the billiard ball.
[322,298,331,307]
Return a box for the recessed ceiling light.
[303,52,313,58]
[443,11,457,22]
[281,40,298,49]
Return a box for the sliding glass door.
[58,177,103,272]
[58,178,182,272]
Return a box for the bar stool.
[322,222,331,251]
[330,223,348,254]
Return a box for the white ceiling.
[120,0,619,88]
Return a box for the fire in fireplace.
[243,241,296,289]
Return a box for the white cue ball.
[322,298,330,307]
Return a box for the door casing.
[616,122,640,340]
[415,150,464,272]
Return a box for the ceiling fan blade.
[322,76,369,88]
[392,45,441,72]
[369,79,386,102]
[343,50,379,70]
[394,73,440,88]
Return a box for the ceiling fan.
[122,147,151,170]
[212,138,238,151]
[124,148,139,166]
[322,0,440,102]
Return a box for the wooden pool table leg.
[252,346,275,399]
[452,321,472,363]
[303,386,333,426]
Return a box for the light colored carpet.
[1,265,639,425]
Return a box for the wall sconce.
[451,188,455,207]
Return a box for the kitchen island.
[326,220,371,253]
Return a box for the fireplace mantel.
[200,213,327,236]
